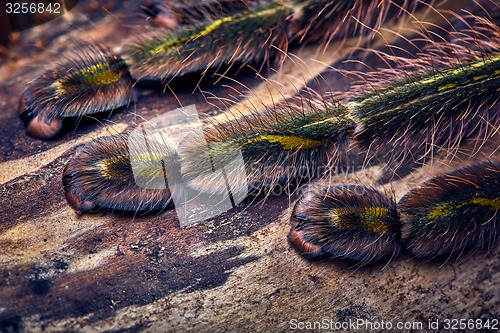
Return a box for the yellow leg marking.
[427,197,500,219]
[244,135,325,150]
[331,207,392,235]
[150,5,288,55]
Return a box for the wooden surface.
[0,1,498,332]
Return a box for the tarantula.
[17,0,499,265]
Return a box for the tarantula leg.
[399,160,500,258]
[288,184,402,264]
[19,45,136,139]
[143,0,262,29]
[63,134,180,214]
